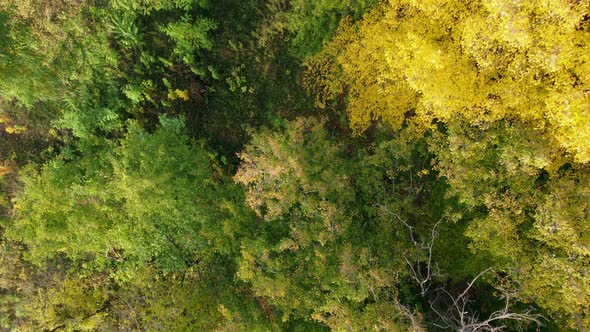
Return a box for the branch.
[429,273,542,332]
[376,203,542,331]
[376,203,443,296]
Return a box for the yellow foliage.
[307,0,590,162]
[4,124,27,134]
[0,113,27,134]
[234,117,348,221]
[174,88,190,101]
[0,165,13,177]
[167,89,190,101]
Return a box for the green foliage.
[58,82,125,140]
[0,238,26,329]
[0,10,62,106]
[17,274,110,331]
[429,119,590,328]
[235,117,424,330]
[110,0,205,14]
[1,0,588,330]
[109,12,143,49]
[236,117,351,220]
[6,117,223,270]
[101,262,275,331]
[160,15,217,76]
[303,1,590,327]
[255,0,378,60]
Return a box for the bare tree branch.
[376,203,543,331]
[376,203,443,296]
[429,272,542,332]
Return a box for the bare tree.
[376,203,442,296]
[377,204,543,331]
[428,269,542,331]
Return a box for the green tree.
[0,10,61,106]
[5,117,225,270]
[235,117,423,330]
[430,119,590,329]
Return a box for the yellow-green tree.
[234,117,424,330]
[5,117,223,270]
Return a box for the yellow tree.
[306,0,590,163]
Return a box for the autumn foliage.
[0,0,589,330]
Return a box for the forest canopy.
[0,0,589,331]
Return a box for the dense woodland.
[0,0,589,330]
